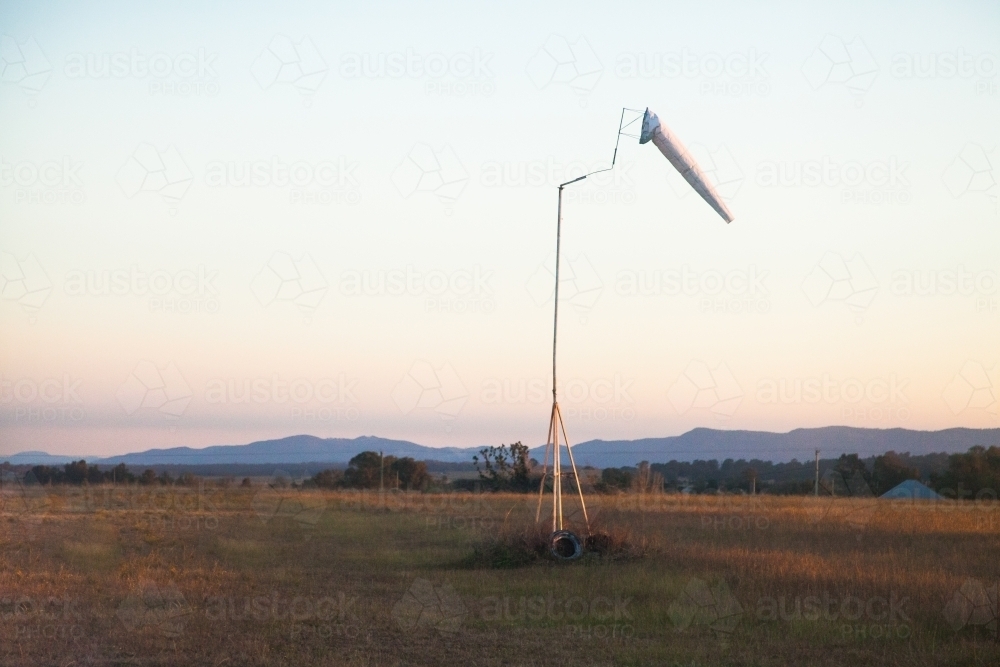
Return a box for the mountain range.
[5,427,1000,469]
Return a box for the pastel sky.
[1,0,998,458]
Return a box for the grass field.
[2,484,998,666]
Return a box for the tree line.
[6,445,998,499]
[310,443,536,492]
[601,446,999,497]
[19,461,200,486]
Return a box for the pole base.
[549,530,583,560]
[535,401,591,535]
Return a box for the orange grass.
[1,486,997,666]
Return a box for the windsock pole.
[536,106,733,535]
[536,180,591,534]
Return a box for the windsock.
[640,108,734,223]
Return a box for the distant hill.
[93,435,475,466]
[5,427,999,469]
[3,451,83,465]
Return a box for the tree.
[63,460,88,484]
[344,451,390,489]
[600,467,632,491]
[832,454,873,495]
[871,451,919,495]
[473,442,532,491]
[87,464,103,485]
[28,465,60,485]
[108,463,135,484]
[931,446,1000,500]
[389,457,430,490]
[139,469,157,486]
[312,468,344,489]
[509,442,532,490]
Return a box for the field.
[2,483,999,666]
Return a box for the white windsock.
[640,108,734,223]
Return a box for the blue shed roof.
[881,479,943,500]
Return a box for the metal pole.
[552,404,560,532]
[553,185,563,403]
[552,185,565,532]
[535,406,555,523]
[814,449,820,496]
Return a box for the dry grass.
[1,485,998,666]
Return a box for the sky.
[1,0,998,458]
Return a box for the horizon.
[8,424,1000,467]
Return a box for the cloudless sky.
[1,0,998,457]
